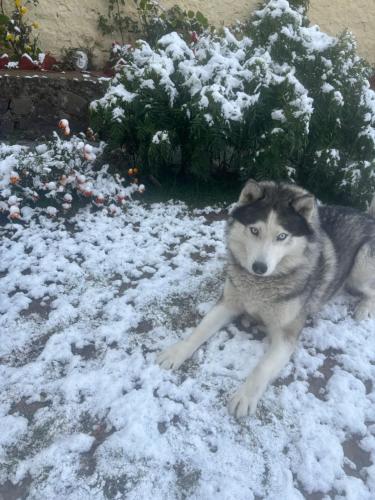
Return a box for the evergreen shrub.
[91,0,375,207]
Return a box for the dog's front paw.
[157,340,193,370]
[228,384,261,419]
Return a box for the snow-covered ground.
[1,202,375,499]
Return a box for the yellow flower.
[6,32,15,42]
[15,0,21,8]
[32,21,39,29]
[25,44,31,51]
[20,6,28,15]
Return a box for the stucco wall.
[309,1,375,65]
[3,0,375,67]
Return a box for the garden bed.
[1,201,375,499]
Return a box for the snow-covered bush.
[90,0,375,207]
[0,130,144,223]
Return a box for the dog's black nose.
[252,261,268,275]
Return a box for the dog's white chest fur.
[224,271,301,328]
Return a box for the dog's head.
[228,180,317,277]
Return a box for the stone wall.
[3,0,375,67]
[0,71,109,139]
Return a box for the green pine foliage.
[91,0,375,208]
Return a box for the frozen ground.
[1,202,375,500]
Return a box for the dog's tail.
[369,194,375,217]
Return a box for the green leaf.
[187,10,194,19]
[0,14,10,26]
[195,11,208,26]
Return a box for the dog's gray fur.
[158,180,375,418]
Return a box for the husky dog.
[157,180,375,418]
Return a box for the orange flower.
[116,193,126,204]
[9,206,21,219]
[10,172,20,184]
[58,119,69,129]
[95,194,105,204]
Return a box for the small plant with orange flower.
[0,122,145,223]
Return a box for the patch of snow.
[271,109,286,122]
[152,131,170,144]
[1,200,375,498]
[300,25,337,53]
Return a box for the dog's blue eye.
[277,233,288,241]
[250,227,259,236]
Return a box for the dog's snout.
[252,261,268,275]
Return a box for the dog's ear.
[292,194,316,221]
[238,180,263,204]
